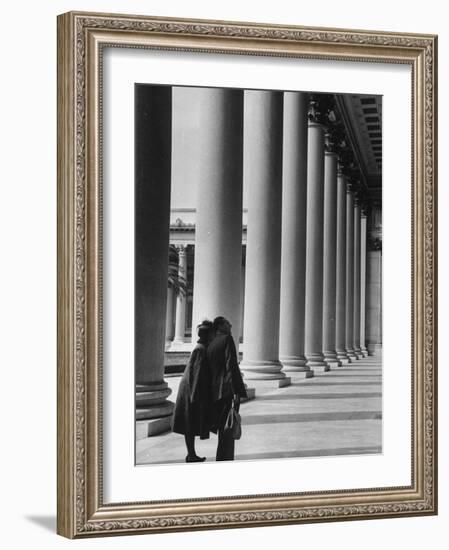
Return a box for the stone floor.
[136,356,382,465]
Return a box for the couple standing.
[172,316,247,462]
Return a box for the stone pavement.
[136,356,382,465]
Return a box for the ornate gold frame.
[57,11,438,539]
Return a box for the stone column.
[279,92,312,377]
[360,212,369,356]
[345,184,358,361]
[366,249,382,356]
[165,286,175,349]
[304,118,328,371]
[335,169,350,364]
[366,203,383,356]
[240,90,290,386]
[322,143,340,368]
[135,85,174,438]
[171,245,187,347]
[190,88,244,349]
[240,258,245,345]
[353,197,363,358]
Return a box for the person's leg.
[185,434,206,462]
[216,399,235,461]
[216,428,235,460]
[185,434,196,457]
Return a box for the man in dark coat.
[207,316,247,461]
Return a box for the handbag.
[224,399,242,440]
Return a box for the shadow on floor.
[242,410,382,425]
[291,381,382,387]
[324,373,382,378]
[24,515,56,533]
[257,392,382,401]
[235,445,382,460]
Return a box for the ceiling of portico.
[335,94,382,201]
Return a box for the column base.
[240,359,288,382]
[136,417,172,439]
[135,381,174,437]
[305,352,328,369]
[336,351,350,365]
[346,348,358,361]
[312,365,330,373]
[280,355,313,374]
[360,347,369,358]
[290,370,314,378]
[136,401,174,421]
[367,343,382,357]
[136,384,172,407]
[323,351,341,369]
[245,377,292,390]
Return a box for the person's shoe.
[185,455,206,463]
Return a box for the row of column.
[135,85,372,436]
[189,89,369,385]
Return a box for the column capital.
[367,237,382,251]
[176,243,187,256]
[325,122,348,156]
[360,199,370,217]
[308,94,336,125]
[324,131,339,156]
[346,176,365,199]
[345,178,355,195]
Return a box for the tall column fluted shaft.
[172,245,187,345]
[345,186,358,360]
[360,213,369,356]
[191,88,244,349]
[322,150,340,367]
[335,170,350,364]
[366,203,383,356]
[279,92,311,376]
[304,122,328,370]
[135,85,174,435]
[240,91,289,384]
[353,199,363,357]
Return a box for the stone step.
[287,369,314,378]
[136,417,172,439]
[312,364,331,373]
[325,361,341,369]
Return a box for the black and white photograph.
[135,85,383,466]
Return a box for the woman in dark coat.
[172,320,214,462]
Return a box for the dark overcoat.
[206,333,247,433]
[171,343,211,439]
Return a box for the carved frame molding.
[57,11,437,538]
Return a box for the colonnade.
[135,85,379,437]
